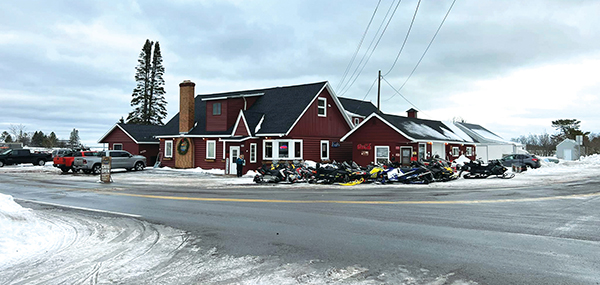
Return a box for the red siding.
[287,89,351,138]
[343,117,413,166]
[193,138,225,169]
[227,98,245,129]
[233,118,250,136]
[206,100,228,131]
[159,139,175,168]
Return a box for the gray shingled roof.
[379,114,467,142]
[116,123,164,143]
[338,97,381,117]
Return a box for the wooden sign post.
[101,156,112,183]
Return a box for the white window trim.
[452,146,460,156]
[262,139,303,160]
[250,143,257,163]
[320,140,329,160]
[113,143,123,150]
[317,97,327,117]
[164,140,173,158]
[375,146,390,164]
[418,143,427,160]
[353,118,360,126]
[206,140,216,159]
[466,146,473,156]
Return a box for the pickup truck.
[53,150,97,173]
[73,150,146,174]
[0,149,53,167]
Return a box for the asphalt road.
[2,170,600,284]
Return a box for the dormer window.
[317,97,326,117]
[213,102,222,115]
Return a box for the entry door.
[401,147,412,166]
[229,146,240,174]
[563,149,572,161]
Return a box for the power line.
[383,0,421,77]
[381,76,432,118]
[339,0,402,96]
[351,76,379,115]
[390,0,457,95]
[337,0,382,91]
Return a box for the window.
[206,140,216,159]
[263,139,303,160]
[466,147,473,156]
[418,143,426,160]
[165,140,173,158]
[212,102,221,115]
[375,146,389,164]
[353,118,360,126]
[317,97,326,117]
[294,141,302,158]
[452,146,460,156]
[320,140,329,160]
[278,141,289,158]
[113,143,123,150]
[250,143,257,163]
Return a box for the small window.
[317,97,327,117]
[206,140,216,159]
[113,143,123,150]
[165,140,173,158]
[375,146,390,164]
[278,141,289,158]
[294,141,302,158]
[353,118,360,126]
[452,147,460,156]
[418,143,426,160]
[250,143,257,163]
[264,141,273,159]
[213,102,222,115]
[466,147,473,156]
[320,140,329,160]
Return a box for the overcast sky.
[1,0,599,146]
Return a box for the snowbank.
[0,193,67,268]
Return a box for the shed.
[556,139,581,161]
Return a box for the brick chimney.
[407,108,418,118]
[179,80,196,133]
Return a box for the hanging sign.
[332,142,340,148]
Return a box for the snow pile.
[579,153,600,164]
[0,194,67,268]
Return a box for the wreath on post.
[177,138,190,156]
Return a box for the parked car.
[500,154,541,169]
[0,149,52,167]
[73,150,146,174]
[53,150,97,173]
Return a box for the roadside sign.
[101,156,112,183]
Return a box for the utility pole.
[377,70,381,111]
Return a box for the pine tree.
[1,131,11,143]
[127,39,167,125]
[31,131,46,147]
[68,128,80,149]
[45,132,58,148]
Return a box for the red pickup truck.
[53,150,97,173]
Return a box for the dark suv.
[500,154,541,169]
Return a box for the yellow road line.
[102,191,600,205]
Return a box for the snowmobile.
[426,158,458,182]
[253,163,287,183]
[458,159,515,179]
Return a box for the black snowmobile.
[458,159,515,179]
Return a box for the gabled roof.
[98,123,165,144]
[338,97,381,118]
[341,113,469,143]
[454,122,511,144]
[157,81,353,138]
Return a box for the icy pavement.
[1,155,599,284]
[0,194,476,284]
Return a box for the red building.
[98,124,162,165]
[341,111,477,166]
[152,80,359,173]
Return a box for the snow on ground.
[0,192,476,284]
[1,156,599,283]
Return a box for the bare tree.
[8,124,31,145]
